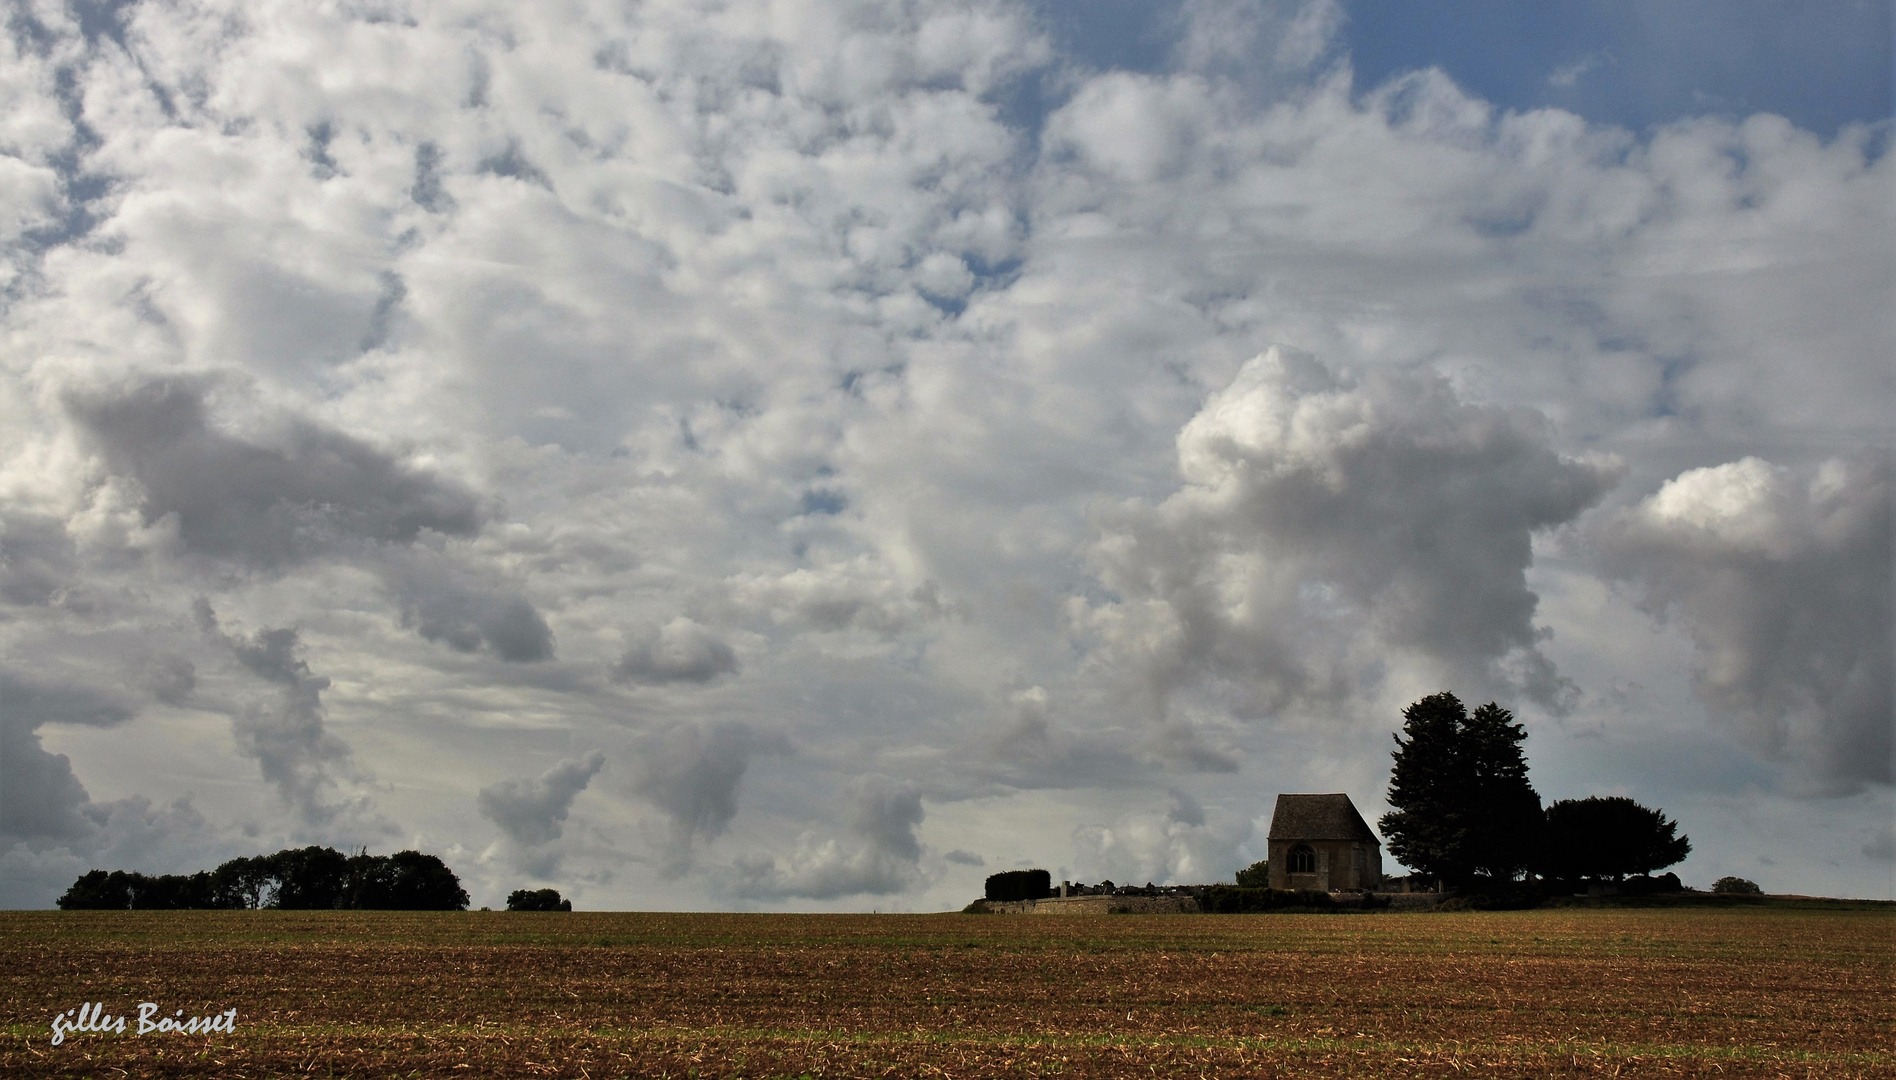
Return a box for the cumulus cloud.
[731,563,950,637]
[0,0,1887,905]
[195,599,378,828]
[1071,787,1248,886]
[613,618,738,685]
[1595,454,1892,793]
[0,669,235,907]
[734,776,928,899]
[0,670,134,842]
[1077,347,1622,743]
[0,513,76,606]
[66,376,483,568]
[477,751,606,847]
[633,722,789,875]
[380,550,556,662]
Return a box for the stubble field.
[1,904,1890,1078]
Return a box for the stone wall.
[978,895,1201,914]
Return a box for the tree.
[211,856,276,909]
[1712,876,1761,895]
[984,869,1052,902]
[346,850,470,910]
[507,888,572,912]
[266,846,350,909]
[1460,701,1544,882]
[1379,692,1543,892]
[1541,797,1691,883]
[57,870,133,910]
[1234,860,1270,889]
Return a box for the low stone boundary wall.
[974,891,1444,914]
[980,895,1201,914]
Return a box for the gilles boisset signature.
[50,1002,238,1045]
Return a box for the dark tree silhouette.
[57,848,469,911]
[1379,692,1542,892]
[267,846,351,909]
[1234,860,1270,888]
[345,850,470,910]
[507,888,572,911]
[57,870,135,910]
[1461,701,1544,882]
[984,869,1052,902]
[1541,796,1690,883]
[211,855,276,909]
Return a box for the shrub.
[1233,860,1270,889]
[1199,887,1337,913]
[984,869,1052,902]
[507,888,572,912]
[1711,876,1762,895]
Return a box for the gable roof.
[1267,793,1380,844]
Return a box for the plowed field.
[2,905,1890,1078]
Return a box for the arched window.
[1288,844,1316,874]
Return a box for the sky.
[0,0,1889,910]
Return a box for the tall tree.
[1461,701,1543,882]
[1380,693,1473,887]
[1379,692,1543,892]
[1541,797,1690,883]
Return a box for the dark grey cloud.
[980,685,1149,788]
[1595,453,1892,794]
[65,375,482,569]
[1864,824,1896,864]
[379,552,556,662]
[612,618,738,685]
[0,513,76,606]
[733,776,927,899]
[412,142,453,213]
[632,721,789,875]
[143,655,196,706]
[477,751,606,847]
[943,848,984,866]
[0,670,133,842]
[195,600,367,826]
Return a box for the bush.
[984,869,1052,902]
[1616,873,1685,896]
[1199,887,1337,913]
[1233,860,1270,889]
[1711,876,1762,895]
[507,888,572,912]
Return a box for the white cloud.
[1075,346,1621,743]
[0,0,1887,906]
[1595,454,1891,794]
[733,775,929,899]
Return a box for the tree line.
[1380,692,1693,895]
[55,847,469,910]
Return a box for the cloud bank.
[0,0,1886,906]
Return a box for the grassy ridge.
[3,907,1891,1077]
